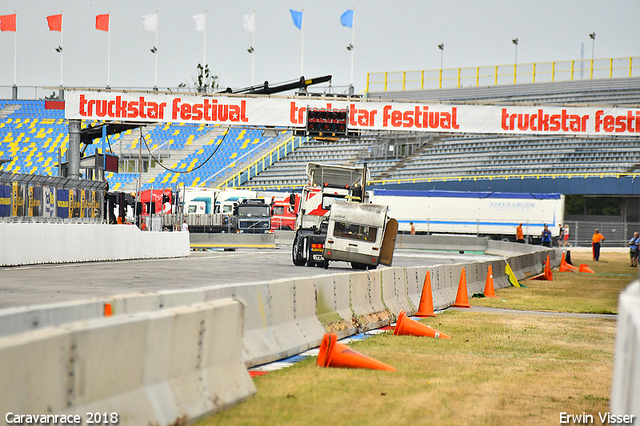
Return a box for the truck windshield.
[272,206,285,215]
[333,222,378,242]
[322,194,345,210]
[238,206,270,217]
[187,205,197,214]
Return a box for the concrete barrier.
[380,268,416,316]
[405,266,426,310]
[349,270,390,330]
[268,278,325,359]
[395,234,489,252]
[0,223,189,266]
[0,298,255,426]
[610,280,640,423]
[0,300,103,338]
[314,273,357,338]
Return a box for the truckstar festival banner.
[65,90,640,137]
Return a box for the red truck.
[270,194,299,231]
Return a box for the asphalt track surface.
[0,247,499,310]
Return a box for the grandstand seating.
[248,138,374,188]
[0,100,279,192]
[379,135,640,180]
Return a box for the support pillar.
[68,119,81,179]
[11,85,17,100]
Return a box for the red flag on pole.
[0,13,16,32]
[47,14,62,32]
[95,14,109,32]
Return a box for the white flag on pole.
[193,14,206,32]
[141,14,157,31]
[242,12,255,32]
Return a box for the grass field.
[197,250,635,426]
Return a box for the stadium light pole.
[512,38,518,84]
[438,43,444,88]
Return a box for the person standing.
[182,220,189,233]
[557,224,565,247]
[410,222,416,235]
[516,223,525,243]
[541,225,552,247]
[592,229,605,261]
[629,232,640,267]
[563,224,570,247]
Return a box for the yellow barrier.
[367,56,640,93]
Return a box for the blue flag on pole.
[340,10,353,28]
[290,9,303,30]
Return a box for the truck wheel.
[292,234,306,266]
[351,262,367,270]
[323,259,329,269]
[367,264,378,270]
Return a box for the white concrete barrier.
[349,270,390,330]
[0,300,103,338]
[314,273,356,338]
[396,234,489,252]
[405,266,426,310]
[610,280,640,424]
[0,298,255,426]
[268,278,325,359]
[0,223,190,266]
[380,268,416,316]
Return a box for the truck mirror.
[289,194,295,205]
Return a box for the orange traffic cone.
[104,303,113,317]
[316,333,396,371]
[452,268,471,308]
[393,310,451,339]
[532,255,553,281]
[484,265,496,297]
[560,252,578,272]
[544,255,553,280]
[579,264,595,273]
[415,271,437,317]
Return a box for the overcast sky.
[0,0,638,97]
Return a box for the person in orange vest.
[592,229,605,261]
[410,222,416,235]
[516,223,524,243]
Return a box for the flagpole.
[13,26,17,86]
[13,10,17,87]
[251,11,255,86]
[60,13,64,87]
[300,9,304,77]
[203,11,206,68]
[154,11,158,90]
[107,12,111,88]
[350,8,355,88]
